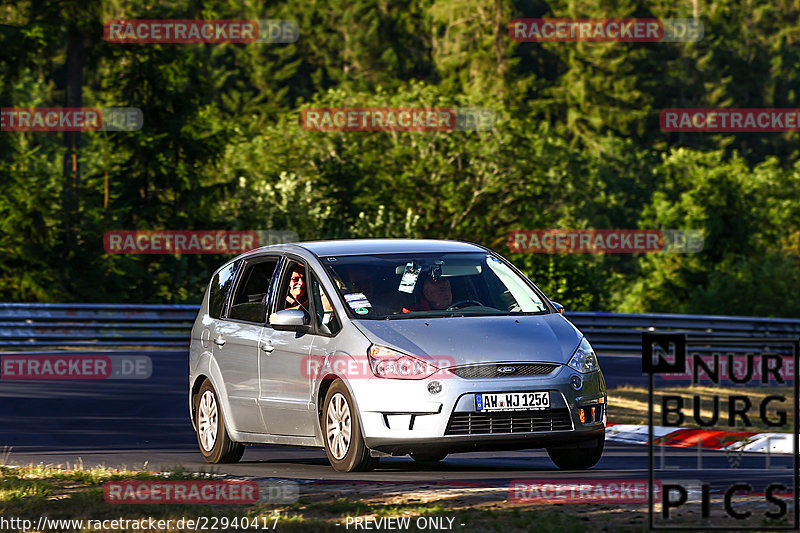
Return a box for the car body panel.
[212,319,265,433]
[258,326,317,436]
[350,314,582,367]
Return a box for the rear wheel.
[547,436,604,470]
[410,451,448,463]
[195,380,244,463]
[322,380,377,472]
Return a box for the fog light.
[579,408,586,423]
[570,375,582,390]
[427,380,442,394]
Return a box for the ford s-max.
[189,239,606,472]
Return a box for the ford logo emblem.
[497,366,516,374]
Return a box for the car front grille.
[448,363,557,379]
[445,408,573,435]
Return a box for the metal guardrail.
[567,311,800,356]
[0,303,197,347]
[2,303,800,353]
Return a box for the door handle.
[260,341,275,353]
[213,337,226,347]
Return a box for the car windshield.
[321,252,550,319]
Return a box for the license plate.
[475,391,550,412]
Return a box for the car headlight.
[567,337,600,373]
[367,345,438,379]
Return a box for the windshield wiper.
[381,312,465,319]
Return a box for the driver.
[402,275,452,313]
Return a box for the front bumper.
[350,363,607,455]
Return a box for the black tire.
[322,380,377,472]
[410,451,448,463]
[547,436,604,470]
[195,380,245,464]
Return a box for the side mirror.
[552,301,565,314]
[269,309,310,331]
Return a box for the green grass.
[0,465,657,532]
[300,496,452,520]
[0,475,51,502]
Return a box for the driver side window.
[274,260,310,314]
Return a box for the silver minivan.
[189,239,606,472]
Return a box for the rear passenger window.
[227,259,279,323]
[209,261,238,319]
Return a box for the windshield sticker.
[398,261,421,294]
[354,307,369,315]
[344,292,372,308]
[487,255,502,263]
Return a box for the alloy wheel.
[326,392,352,460]
[197,390,218,452]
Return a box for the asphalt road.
[1,349,793,492]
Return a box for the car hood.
[352,314,583,368]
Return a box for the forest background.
[2,0,799,317]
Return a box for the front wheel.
[322,380,377,472]
[195,380,244,464]
[547,436,604,470]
